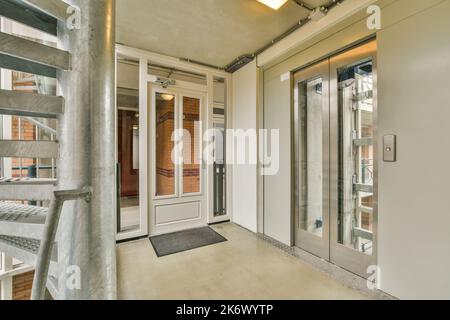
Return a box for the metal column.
[57,0,116,300]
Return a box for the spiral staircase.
[0,0,92,300]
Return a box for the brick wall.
[156,97,175,196]
[182,97,200,194]
[12,271,34,300]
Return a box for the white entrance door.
[149,85,207,235]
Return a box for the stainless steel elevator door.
[294,40,378,278]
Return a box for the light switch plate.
[383,135,397,162]
[280,72,290,82]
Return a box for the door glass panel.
[337,59,374,255]
[213,123,226,216]
[182,96,201,194]
[132,124,139,170]
[155,92,176,196]
[117,54,140,233]
[298,77,324,237]
[213,76,227,217]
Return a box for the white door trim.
[116,53,149,241]
[149,85,208,236]
[115,44,233,240]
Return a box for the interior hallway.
[117,223,369,300]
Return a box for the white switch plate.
[280,72,290,82]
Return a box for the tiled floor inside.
[117,223,369,300]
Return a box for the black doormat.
[149,227,227,257]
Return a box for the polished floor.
[117,223,369,300]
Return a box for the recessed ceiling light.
[257,0,289,10]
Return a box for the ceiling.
[116,0,331,68]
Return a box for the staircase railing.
[0,0,91,300]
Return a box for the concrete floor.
[117,223,369,300]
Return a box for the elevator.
[293,40,377,278]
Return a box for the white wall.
[213,81,226,105]
[231,60,258,232]
[263,72,292,245]
[260,0,450,299]
[377,0,450,299]
[117,61,139,90]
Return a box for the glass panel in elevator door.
[298,76,324,237]
[337,59,374,255]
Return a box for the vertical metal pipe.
[0,254,13,300]
[57,0,116,300]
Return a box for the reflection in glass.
[118,109,140,232]
[213,123,226,216]
[298,77,324,237]
[182,97,201,194]
[213,77,227,216]
[155,92,176,196]
[117,54,141,233]
[132,124,139,170]
[338,59,374,255]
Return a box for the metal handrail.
[31,186,91,300]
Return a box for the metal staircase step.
[0,177,57,184]
[0,202,47,239]
[0,31,71,70]
[0,140,59,158]
[353,183,374,194]
[0,0,57,36]
[0,178,57,201]
[0,89,64,118]
[353,138,373,147]
[0,53,56,78]
[22,0,71,22]
[353,227,373,241]
[0,235,59,277]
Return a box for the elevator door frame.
[293,40,378,279]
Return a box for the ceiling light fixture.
[160,94,174,101]
[257,0,289,10]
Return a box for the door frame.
[115,53,149,242]
[149,84,208,235]
[115,44,233,241]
